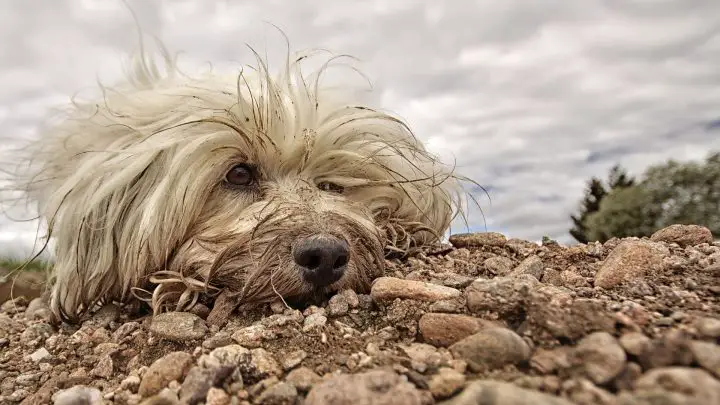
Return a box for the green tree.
[569,164,636,243]
[584,152,720,242]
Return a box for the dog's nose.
[293,234,349,287]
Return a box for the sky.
[0,0,719,258]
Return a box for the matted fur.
[9,40,468,323]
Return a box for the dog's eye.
[317,181,344,194]
[225,164,255,186]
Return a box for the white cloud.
[1,0,719,259]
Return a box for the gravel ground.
[1,223,719,405]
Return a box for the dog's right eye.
[225,164,255,186]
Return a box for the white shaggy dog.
[10,39,468,323]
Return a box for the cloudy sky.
[1,0,719,258]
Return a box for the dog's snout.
[293,234,349,286]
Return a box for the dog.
[11,38,468,323]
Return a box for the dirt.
[1,224,719,405]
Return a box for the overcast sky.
[1,0,719,258]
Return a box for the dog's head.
[17,46,466,322]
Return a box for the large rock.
[594,240,668,289]
[449,232,507,248]
[650,224,713,247]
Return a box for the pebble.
[689,340,720,377]
[285,367,321,392]
[449,327,531,372]
[256,382,298,404]
[428,367,466,399]
[418,313,498,347]
[120,375,142,392]
[400,343,444,372]
[90,354,114,378]
[619,332,651,356]
[251,348,283,378]
[339,289,360,308]
[179,366,234,405]
[302,313,328,332]
[232,324,271,348]
[568,332,626,385]
[650,224,714,247]
[305,369,424,405]
[280,350,308,371]
[139,351,194,397]
[205,387,231,405]
[371,277,461,303]
[438,380,574,405]
[594,240,668,289]
[632,367,720,404]
[52,385,104,405]
[511,255,545,279]
[483,256,514,275]
[29,347,51,362]
[149,311,208,341]
[449,232,507,248]
[199,344,250,369]
[328,293,350,316]
[464,276,538,316]
[694,317,720,338]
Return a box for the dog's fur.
[10,40,467,323]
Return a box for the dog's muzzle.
[292,234,349,287]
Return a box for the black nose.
[293,234,349,287]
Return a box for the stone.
[371,277,461,303]
[483,256,514,275]
[256,382,298,405]
[285,367,321,392]
[438,380,574,405]
[465,276,538,316]
[633,367,720,405]
[179,366,234,405]
[400,343,444,373]
[149,312,208,342]
[29,347,51,363]
[650,224,714,247]
[52,385,103,405]
[594,240,668,289]
[418,313,498,347]
[568,332,626,385]
[90,355,113,378]
[328,293,349,316]
[695,317,720,338]
[205,387,231,405]
[428,367,465,399]
[689,340,720,377]
[250,348,283,379]
[449,327,531,372]
[619,332,650,356]
[232,324,272,348]
[302,313,328,332]
[305,369,424,405]
[511,256,544,279]
[279,350,307,371]
[139,351,194,397]
[198,344,250,369]
[449,232,507,248]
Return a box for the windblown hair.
[9,39,468,323]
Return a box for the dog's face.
[17,49,464,321]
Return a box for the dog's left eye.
[317,181,344,194]
[225,164,255,186]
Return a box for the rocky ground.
[1,224,719,405]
